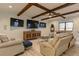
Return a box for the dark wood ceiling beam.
[17,3,32,16]
[31,3,50,11]
[51,11,66,19]
[42,10,79,20]
[31,3,65,19]
[32,3,76,19]
[51,3,76,11]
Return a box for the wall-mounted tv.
[27,20,39,28]
[10,18,24,27]
[39,22,46,28]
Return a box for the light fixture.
[9,5,13,8]
[48,13,52,18]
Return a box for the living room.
[0,3,79,56]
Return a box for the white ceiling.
[0,3,26,14]
[0,3,79,20]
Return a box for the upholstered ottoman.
[23,40,32,49]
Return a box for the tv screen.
[27,20,39,28]
[10,18,24,27]
[39,22,46,28]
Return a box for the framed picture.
[39,22,46,28]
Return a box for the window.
[59,22,73,31]
[66,22,73,31]
[59,22,65,31]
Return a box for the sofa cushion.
[0,35,9,43]
[57,32,73,38]
[49,35,59,46]
[10,38,15,41]
[0,39,23,48]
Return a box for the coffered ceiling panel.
[65,12,79,18]
[33,13,48,20]
[55,4,79,14]
[39,3,64,10]
[21,5,45,17]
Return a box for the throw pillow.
[10,38,15,41]
[49,34,59,46]
[0,35,9,43]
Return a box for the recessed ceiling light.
[9,5,13,8]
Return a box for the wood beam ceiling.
[17,3,76,20]
[31,3,65,19]
[32,3,76,19]
[41,10,79,20]
[17,3,32,16]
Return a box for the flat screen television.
[10,18,24,27]
[39,22,46,28]
[27,20,39,28]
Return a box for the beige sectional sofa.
[0,30,24,56]
[0,39,24,56]
[40,32,75,56]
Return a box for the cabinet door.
[26,33,31,39]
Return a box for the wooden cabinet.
[23,31,41,40]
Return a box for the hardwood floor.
[62,45,79,56]
[20,39,79,56]
[20,39,42,56]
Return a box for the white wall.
[72,17,79,44]
[0,13,51,40]
[38,22,50,36]
[0,13,21,40]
